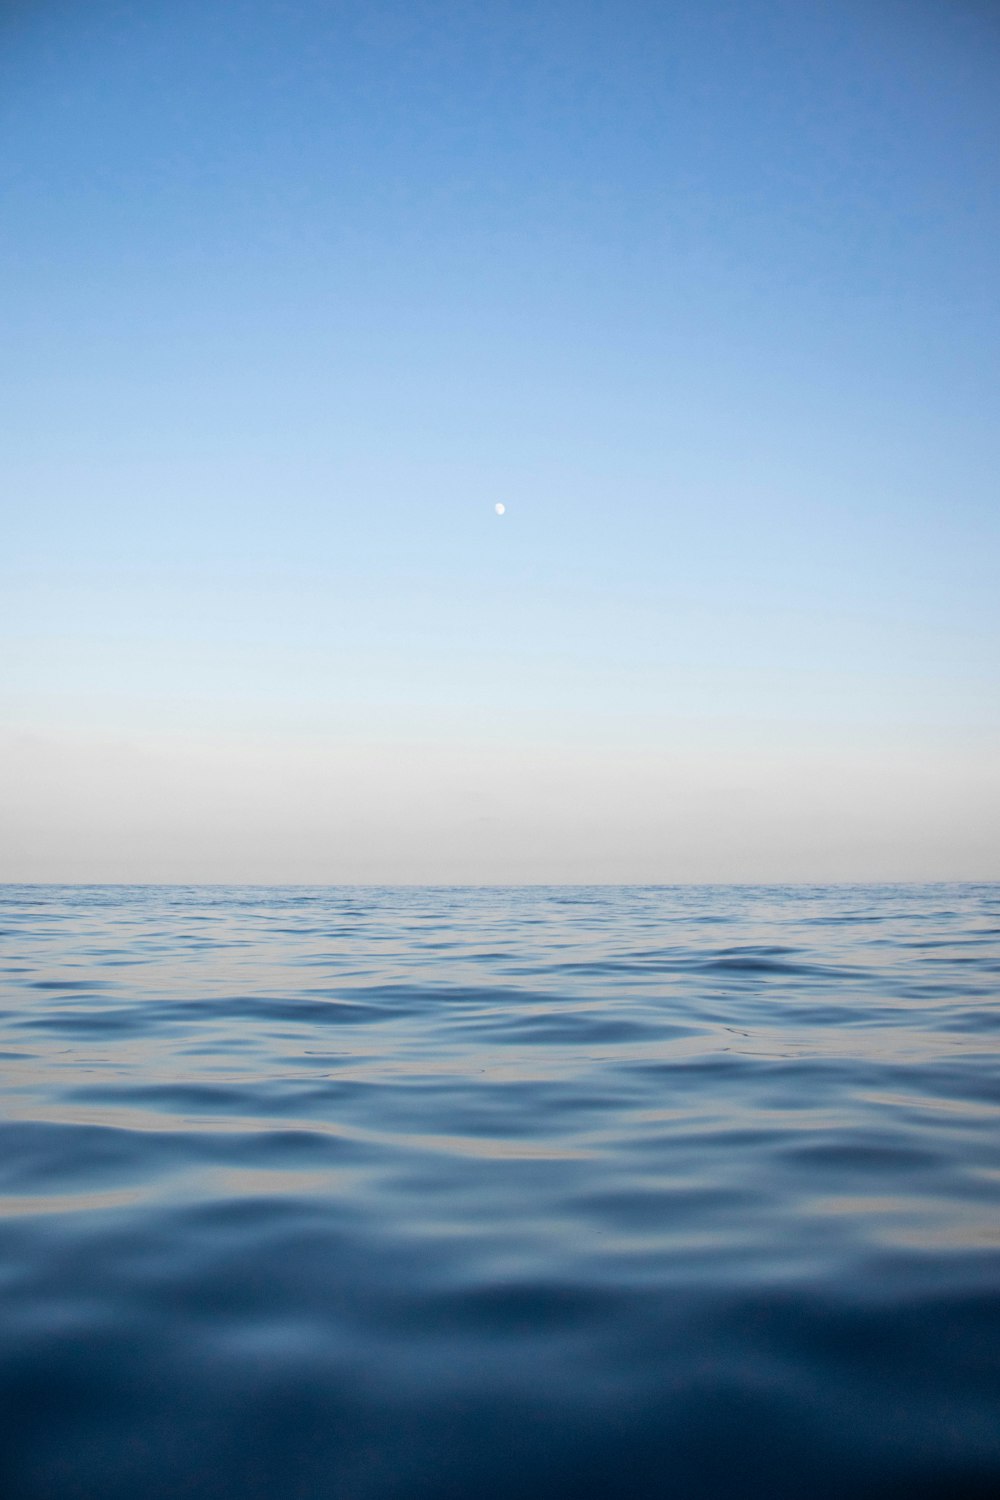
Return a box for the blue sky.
[3,0,998,881]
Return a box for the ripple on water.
[0,884,998,1499]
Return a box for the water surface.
[1,884,998,1498]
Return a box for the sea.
[0,883,998,1499]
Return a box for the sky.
[2,0,998,883]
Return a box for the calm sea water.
[0,884,998,1499]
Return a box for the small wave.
[0,884,997,1498]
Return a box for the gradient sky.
[3,0,998,882]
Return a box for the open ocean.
[0,883,998,1499]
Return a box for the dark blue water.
[1,885,998,1499]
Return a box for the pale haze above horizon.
[3,0,998,883]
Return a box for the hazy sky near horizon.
[3,0,999,882]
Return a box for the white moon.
[495,503,505,515]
